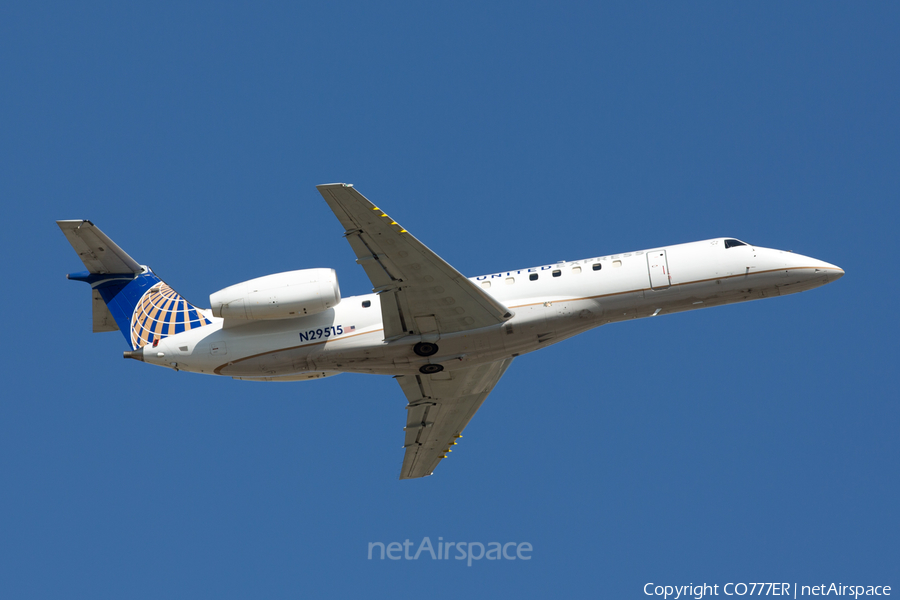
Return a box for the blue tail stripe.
[79,269,211,349]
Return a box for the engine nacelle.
[210,268,340,320]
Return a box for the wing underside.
[397,357,514,479]
[316,184,512,341]
[315,184,515,479]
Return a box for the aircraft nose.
[813,259,844,282]
[775,250,844,288]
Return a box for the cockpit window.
[724,239,747,249]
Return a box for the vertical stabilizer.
[58,221,212,349]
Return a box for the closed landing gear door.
[647,250,671,290]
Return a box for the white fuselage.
[141,238,843,380]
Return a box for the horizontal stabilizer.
[57,220,213,348]
[57,220,141,274]
[91,289,118,332]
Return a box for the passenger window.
[592,263,602,271]
[481,281,491,289]
[552,270,561,277]
[529,273,538,281]
[362,300,371,308]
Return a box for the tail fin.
[57,220,212,350]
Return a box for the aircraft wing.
[396,357,514,479]
[317,184,513,341]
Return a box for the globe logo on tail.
[130,283,212,349]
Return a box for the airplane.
[58,183,844,479]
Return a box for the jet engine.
[210,268,340,320]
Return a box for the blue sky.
[1,2,898,598]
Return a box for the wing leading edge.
[397,357,514,479]
[316,183,512,341]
